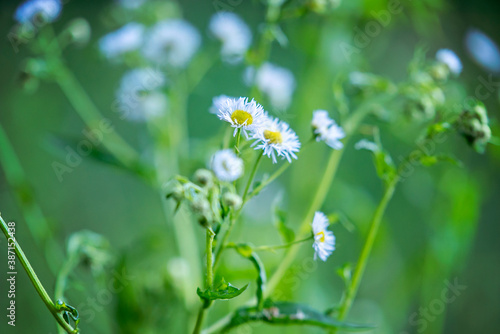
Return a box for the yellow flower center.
[264,130,283,144]
[231,109,253,125]
[315,231,325,243]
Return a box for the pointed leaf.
[197,279,248,301]
[224,301,373,332]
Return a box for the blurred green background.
[0,0,499,333]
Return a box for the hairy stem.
[192,228,215,334]
[0,214,78,333]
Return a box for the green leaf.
[274,208,295,243]
[223,301,373,332]
[197,279,248,302]
[231,245,267,310]
[419,154,462,168]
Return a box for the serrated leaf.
[197,279,248,301]
[223,301,373,332]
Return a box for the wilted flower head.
[436,49,462,75]
[14,0,62,24]
[249,63,295,110]
[465,28,500,73]
[457,102,491,153]
[211,149,244,182]
[143,19,201,68]
[99,23,145,59]
[311,211,335,261]
[209,12,252,63]
[216,97,266,138]
[115,68,167,121]
[252,115,301,163]
[311,110,345,149]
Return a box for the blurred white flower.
[14,0,62,24]
[465,28,500,73]
[253,63,296,110]
[311,110,345,149]
[211,149,244,182]
[436,49,462,75]
[216,97,266,138]
[311,211,335,261]
[354,139,378,152]
[143,19,201,68]
[209,94,234,114]
[209,12,252,63]
[116,68,167,121]
[252,115,300,163]
[99,23,145,59]
[311,110,333,134]
[116,0,145,9]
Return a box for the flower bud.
[64,18,91,46]
[223,192,242,210]
[165,180,184,202]
[193,169,214,188]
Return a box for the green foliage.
[223,301,373,332]
[197,279,248,302]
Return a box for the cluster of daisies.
[207,96,343,261]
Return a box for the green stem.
[0,214,78,333]
[234,128,242,155]
[242,153,263,203]
[206,228,215,289]
[50,58,139,170]
[244,161,289,205]
[0,124,63,270]
[335,176,399,322]
[252,236,313,252]
[264,95,393,297]
[192,228,215,334]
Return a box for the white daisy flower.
[216,97,266,138]
[115,68,167,121]
[311,110,345,150]
[14,0,62,24]
[99,23,145,59]
[209,94,234,114]
[436,49,462,75]
[211,149,244,182]
[209,12,252,64]
[254,63,295,110]
[142,19,201,68]
[311,211,335,262]
[252,115,301,163]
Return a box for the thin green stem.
[242,153,263,203]
[244,161,289,204]
[335,176,399,323]
[192,228,216,334]
[250,236,313,252]
[206,228,215,289]
[40,27,140,171]
[0,124,63,272]
[234,128,242,155]
[264,95,394,297]
[0,214,78,333]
